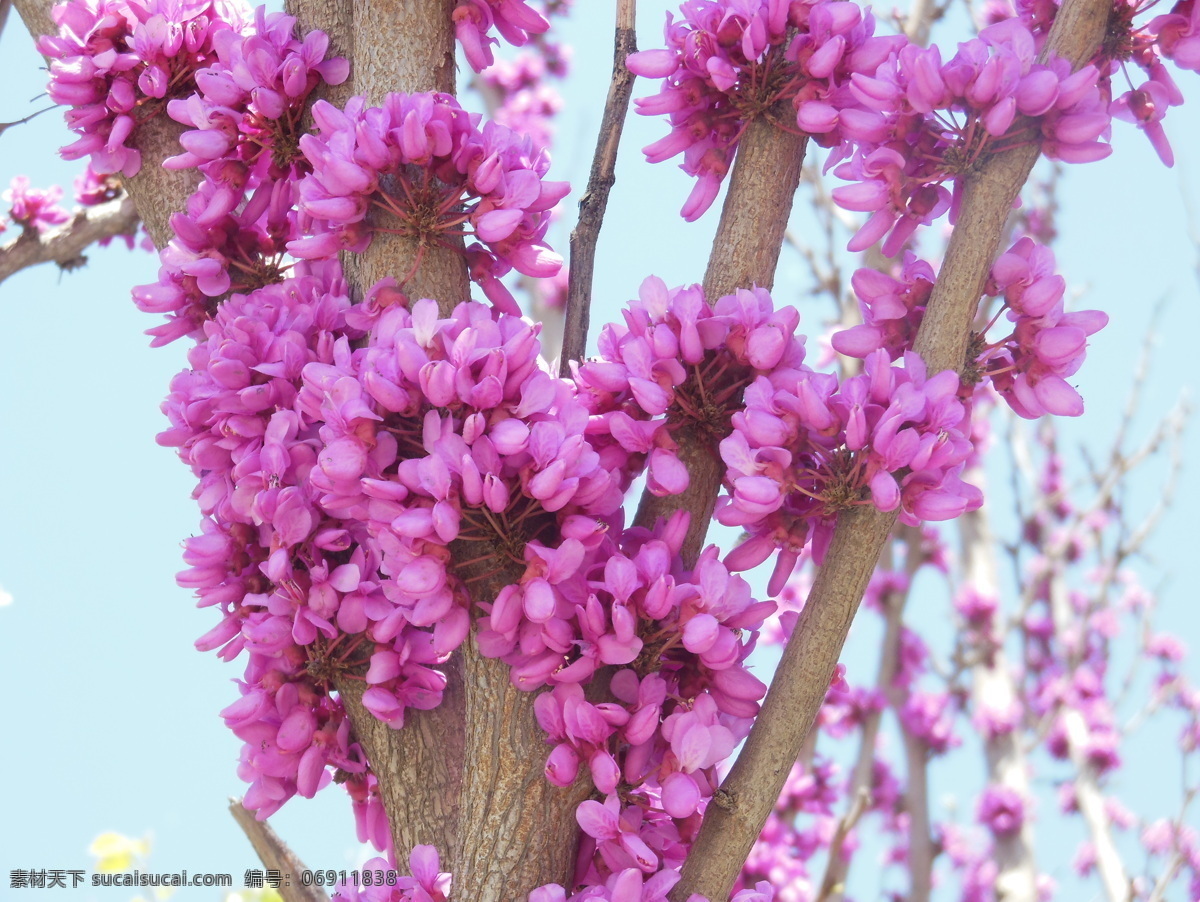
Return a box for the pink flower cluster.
[998,0,1197,165]
[164,6,350,176]
[626,0,802,220]
[719,350,981,594]
[575,276,808,499]
[454,0,551,73]
[627,0,899,220]
[122,7,347,345]
[830,253,934,361]
[162,260,377,822]
[975,236,1109,417]
[39,0,251,176]
[291,93,568,312]
[2,176,71,234]
[132,175,295,345]
[829,18,1110,254]
[530,535,774,894]
[831,237,1108,419]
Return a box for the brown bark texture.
[0,194,140,284]
[14,0,585,891]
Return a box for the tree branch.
[635,112,808,568]
[959,476,1040,902]
[1046,557,1133,902]
[672,504,898,902]
[283,2,590,893]
[671,0,1113,896]
[0,0,13,46]
[558,0,636,373]
[0,194,139,285]
[818,533,922,901]
[228,800,330,902]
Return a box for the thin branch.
[818,533,923,900]
[228,800,330,902]
[815,786,871,901]
[559,0,636,373]
[0,104,54,137]
[1048,570,1133,902]
[0,194,140,285]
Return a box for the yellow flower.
[225,890,284,902]
[88,832,150,873]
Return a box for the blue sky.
[1,2,1197,899]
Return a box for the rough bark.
[330,546,593,893]
[313,0,587,892]
[0,194,140,285]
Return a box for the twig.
[818,532,923,900]
[0,104,54,137]
[559,0,636,373]
[0,194,140,285]
[1049,570,1134,902]
[228,800,330,902]
[815,785,871,901]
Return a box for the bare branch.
[959,470,1040,902]
[228,800,330,902]
[819,532,924,900]
[0,104,54,137]
[559,0,636,373]
[816,786,871,901]
[0,194,140,285]
[1049,572,1133,902]
[672,503,898,902]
